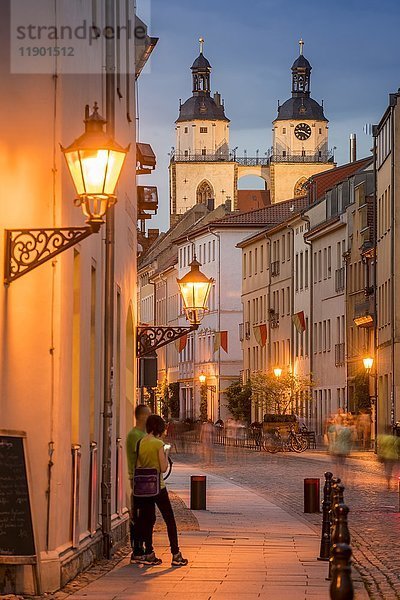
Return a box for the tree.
[353,372,371,412]
[168,382,180,419]
[225,380,252,423]
[200,384,208,422]
[250,371,313,416]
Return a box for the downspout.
[287,224,295,413]
[208,228,221,419]
[390,102,396,428]
[373,126,378,444]
[264,233,272,371]
[303,216,313,426]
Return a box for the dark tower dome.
[176,38,229,123]
[275,39,327,122]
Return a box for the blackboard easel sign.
[0,430,41,595]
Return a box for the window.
[319,128,322,134]
[184,150,188,157]
[282,235,286,262]
[323,248,327,279]
[201,149,206,156]
[260,245,264,272]
[328,246,332,278]
[283,127,286,134]
[318,250,322,282]
[300,252,304,290]
[282,150,286,157]
[200,127,208,133]
[184,127,188,133]
[305,249,309,288]
[249,251,252,276]
[295,253,299,291]
[255,248,258,274]
[286,287,290,315]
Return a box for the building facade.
[0,1,156,593]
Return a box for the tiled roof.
[307,157,373,202]
[211,195,309,225]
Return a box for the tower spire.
[199,37,204,54]
[299,38,304,55]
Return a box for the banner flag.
[175,333,188,353]
[292,311,306,334]
[214,331,228,353]
[253,324,268,347]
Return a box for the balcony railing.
[335,267,345,292]
[270,261,280,277]
[170,150,334,165]
[335,343,345,366]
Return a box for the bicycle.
[262,425,308,453]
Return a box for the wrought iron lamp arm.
[137,324,198,358]
[4,224,101,285]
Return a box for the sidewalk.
[67,463,369,600]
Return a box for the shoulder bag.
[133,438,160,497]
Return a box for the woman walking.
[134,414,188,566]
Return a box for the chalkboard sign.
[0,433,35,557]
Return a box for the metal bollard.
[330,543,354,600]
[318,471,333,561]
[327,479,342,580]
[304,478,320,513]
[190,475,207,510]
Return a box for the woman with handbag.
[134,414,188,567]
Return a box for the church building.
[169,40,335,223]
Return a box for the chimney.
[214,92,221,107]
[225,197,232,212]
[207,198,215,211]
[349,133,357,163]
[148,228,159,244]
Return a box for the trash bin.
[190,475,206,510]
[304,478,320,513]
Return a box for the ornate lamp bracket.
[4,224,100,285]
[137,324,198,358]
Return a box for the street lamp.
[4,103,129,285]
[137,257,214,357]
[274,367,282,378]
[363,356,374,373]
[61,103,129,226]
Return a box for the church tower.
[270,40,335,203]
[170,39,236,220]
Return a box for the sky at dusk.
[137,0,400,230]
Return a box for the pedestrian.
[134,414,188,566]
[377,427,400,490]
[126,403,151,562]
[200,419,215,465]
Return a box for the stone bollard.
[318,471,333,561]
[330,543,354,600]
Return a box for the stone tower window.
[200,127,208,133]
[197,180,214,204]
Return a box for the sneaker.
[137,551,162,566]
[130,550,144,563]
[171,552,188,567]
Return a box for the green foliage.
[168,382,180,419]
[225,380,252,423]
[200,384,208,422]
[251,371,313,416]
[353,371,371,412]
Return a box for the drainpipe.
[390,101,396,428]
[101,0,116,560]
[208,228,221,419]
[372,125,378,445]
[287,224,295,413]
[303,216,313,427]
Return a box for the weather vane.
[299,38,304,55]
[199,37,205,54]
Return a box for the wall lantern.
[363,357,374,373]
[177,257,213,326]
[274,367,283,378]
[199,373,207,384]
[61,103,129,226]
[137,257,214,358]
[4,103,129,285]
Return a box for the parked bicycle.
[262,424,308,453]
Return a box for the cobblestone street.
[177,446,400,599]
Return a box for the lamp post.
[198,373,217,421]
[4,103,128,285]
[363,356,377,448]
[137,257,213,357]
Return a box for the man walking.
[126,404,151,561]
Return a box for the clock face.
[294,123,311,141]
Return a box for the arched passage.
[196,180,214,205]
